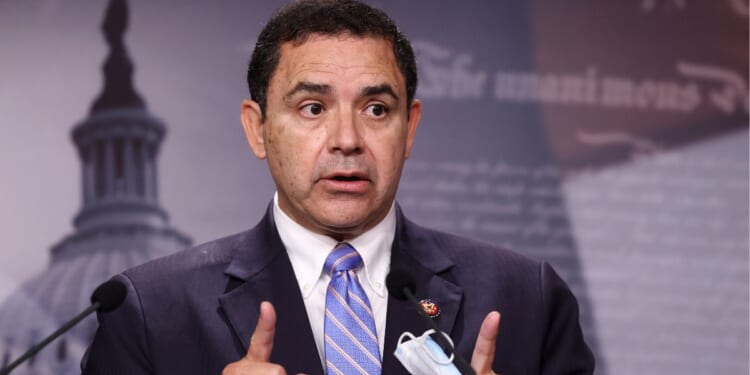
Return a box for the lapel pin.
[418,299,440,318]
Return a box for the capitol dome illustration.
[0,0,191,373]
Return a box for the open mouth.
[331,175,363,181]
[322,173,370,192]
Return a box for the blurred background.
[0,0,747,373]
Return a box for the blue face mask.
[393,329,462,375]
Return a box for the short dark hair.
[247,0,418,120]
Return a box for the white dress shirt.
[273,193,394,368]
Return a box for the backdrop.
[0,1,747,374]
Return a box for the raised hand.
[222,302,302,375]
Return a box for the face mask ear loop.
[419,329,456,365]
[398,331,417,345]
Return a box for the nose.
[327,108,363,155]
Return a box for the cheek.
[373,139,407,188]
[268,134,318,186]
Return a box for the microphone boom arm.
[0,302,100,375]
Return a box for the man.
[82,1,595,374]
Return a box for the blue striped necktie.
[323,243,382,375]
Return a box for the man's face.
[241,34,421,240]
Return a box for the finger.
[471,311,501,374]
[246,301,277,362]
[223,360,287,375]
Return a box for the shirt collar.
[273,193,395,298]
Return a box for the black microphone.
[386,269,476,375]
[0,279,127,375]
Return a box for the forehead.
[271,34,404,95]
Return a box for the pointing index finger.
[471,311,501,374]
[246,301,277,362]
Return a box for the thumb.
[471,311,501,374]
[246,301,277,362]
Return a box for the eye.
[364,103,388,118]
[300,103,324,117]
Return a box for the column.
[95,141,105,200]
[141,140,153,202]
[104,138,115,200]
[150,144,158,201]
[133,139,144,198]
[83,142,96,206]
[123,137,136,197]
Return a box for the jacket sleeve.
[81,273,154,375]
[539,262,596,374]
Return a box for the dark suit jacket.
[82,205,594,374]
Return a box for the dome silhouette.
[0,1,190,373]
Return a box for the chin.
[319,212,368,230]
[307,196,390,236]
[315,208,372,237]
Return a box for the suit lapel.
[382,208,464,374]
[217,206,324,375]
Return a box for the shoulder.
[84,229,263,373]
[401,216,542,276]
[121,228,252,289]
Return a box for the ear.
[404,99,422,159]
[241,99,267,159]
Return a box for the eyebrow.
[361,84,399,101]
[284,81,332,100]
